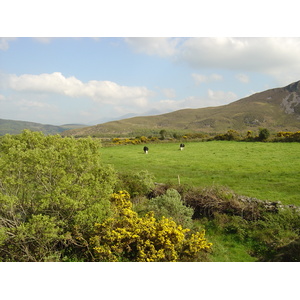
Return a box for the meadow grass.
[100,141,300,205]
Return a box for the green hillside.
[0,119,87,136]
[62,80,300,137]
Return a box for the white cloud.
[235,73,249,83]
[151,88,238,114]
[158,99,181,109]
[180,37,300,85]
[128,37,300,85]
[207,89,238,104]
[0,94,5,101]
[6,72,152,107]
[32,37,54,44]
[17,99,54,110]
[0,37,17,50]
[192,73,223,85]
[210,74,223,81]
[191,74,206,85]
[161,88,176,98]
[124,37,181,57]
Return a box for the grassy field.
[100,141,300,206]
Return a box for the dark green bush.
[258,128,270,141]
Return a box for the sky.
[1,2,300,127]
[2,37,300,126]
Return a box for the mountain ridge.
[62,80,300,137]
[0,119,87,136]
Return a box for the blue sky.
[1,1,300,126]
[1,37,300,125]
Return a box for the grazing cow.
[143,146,149,154]
[180,143,185,151]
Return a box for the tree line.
[108,128,300,146]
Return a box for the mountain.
[89,108,165,125]
[62,80,300,137]
[0,119,87,136]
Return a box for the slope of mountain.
[89,108,164,125]
[0,119,87,136]
[62,80,300,137]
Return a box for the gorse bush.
[214,130,241,141]
[90,191,212,262]
[275,131,300,142]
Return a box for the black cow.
[180,143,185,151]
[143,146,149,154]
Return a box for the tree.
[159,129,167,140]
[0,130,117,261]
[258,128,270,141]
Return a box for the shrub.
[214,130,241,141]
[257,128,270,141]
[145,189,194,228]
[0,130,117,261]
[275,131,300,142]
[0,214,65,262]
[273,238,300,262]
[248,208,300,260]
[116,170,155,198]
[90,191,212,262]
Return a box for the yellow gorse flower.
[90,191,212,262]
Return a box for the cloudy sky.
[1,2,300,126]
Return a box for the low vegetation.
[0,130,299,262]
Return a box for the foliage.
[247,209,300,260]
[0,213,66,262]
[116,170,155,198]
[275,131,300,142]
[133,182,300,262]
[159,129,167,140]
[0,130,117,261]
[139,189,194,228]
[272,238,300,262]
[107,128,300,145]
[214,130,241,141]
[257,128,270,141]
[202,205,300,262]
[90,191,212,262]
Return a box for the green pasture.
[100,141,300,205]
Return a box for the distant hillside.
[0,119,87,136]
[89,108,163,125]
[62,80,300,137]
